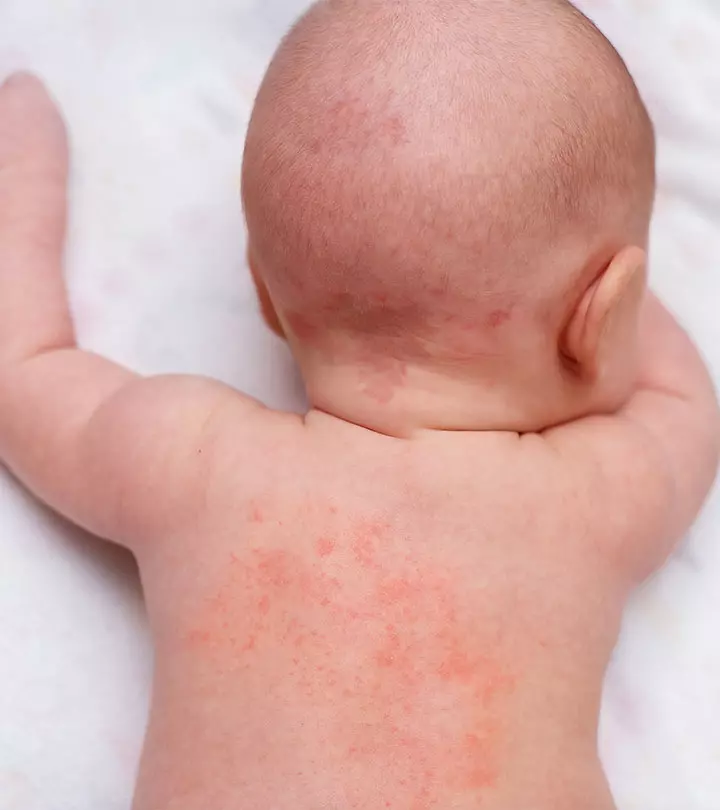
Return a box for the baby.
[1,0,718,808]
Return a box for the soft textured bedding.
[0,1,718,808]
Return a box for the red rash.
[184,517,516,806]
[309,94,409,154]
[351,520,388,569]
[316,536,336,557]
[285,311,320,343]
[358,357,408,405]
[486,308,512,329]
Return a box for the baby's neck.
[297,353,584,437]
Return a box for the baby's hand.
[0,74,266,550]
[0,73,73,366]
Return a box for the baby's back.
[132,411,624,810]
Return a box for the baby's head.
[242,0,655,435]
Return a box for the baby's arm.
[548,291,720,577]
[620,293,719,533]
[0,74,262,549]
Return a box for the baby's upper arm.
[81,373,272,547]
[0,348,273,551]
[545,295,720,579]
[617,295,720,541]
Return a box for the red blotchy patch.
[184,548,345,659]
[316,536,336,558]
[374,623,414,672]
[311,94,409,154]
[377,577,421,606]
[461,731,500,789]
[285,311,320,343]
[382,114,408,147]
[330,561,517,805]
[353,535,378,569]
[183,534,516,807]
[437,646,478,684]
[358,357,407,405]
[486,308,512,329]
[350,520,389,570]
[255,548,293,589]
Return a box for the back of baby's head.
[242,0,655,365]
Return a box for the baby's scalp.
[242,0,655,367]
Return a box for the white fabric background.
[0,1,718,808]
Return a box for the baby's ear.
[561,246,647,382]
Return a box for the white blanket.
[0,1,718,808]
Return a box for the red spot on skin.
[248,502,264,524]
[316,536,336,558]
[486,308,512,329]
[257,595,270,615]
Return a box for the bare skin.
[0,74,718,810]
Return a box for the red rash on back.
[316,536,336,557]
[351,519,388,569]
[184,516,516,806]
